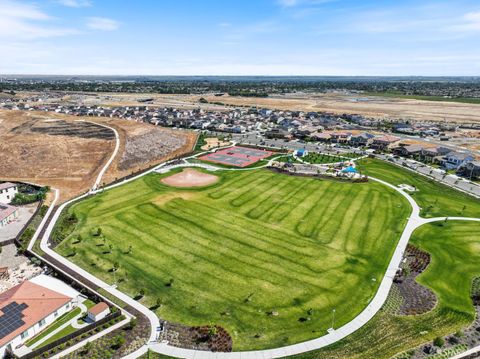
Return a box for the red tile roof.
[88,302,109,316]
[0,281,72,347]
[0,204,18,222]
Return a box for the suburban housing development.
[1,1,480,359]
[1,76,479,358]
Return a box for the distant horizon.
[2,74,480,79]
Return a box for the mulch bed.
[160,322,232,352]
[393,244,437,315]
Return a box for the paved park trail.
[28,141,480,359]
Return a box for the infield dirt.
[160,168,219,187]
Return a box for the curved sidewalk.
[29,148,480,359]
[147,178,479,358]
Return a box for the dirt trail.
[0,110,196,202]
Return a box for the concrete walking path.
[28,137,480,359]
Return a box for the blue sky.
[1,0,480,75]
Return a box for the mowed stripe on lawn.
[56,169,410,350]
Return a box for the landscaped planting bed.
[393,245,437,316]
[159,322,232,352]
[291,221,480,359]
[54,168,410,350]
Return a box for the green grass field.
[293,220,480,359]
[55,168,410,350]
[25,307,81,348]
[357,158,480,218]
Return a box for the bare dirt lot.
[161,168,219,187]
[102,119,197,183]
[0,110,196,201]
[0,111,115,201]
[201,137,231,151]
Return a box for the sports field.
[55,168,410,350]
[357,158,480,218]
[294,220,480,359]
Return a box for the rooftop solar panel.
[0,302,28,339]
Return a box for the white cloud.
[86,17,120,31]
[56,0,92,8]
[0,0,50,20]
[450,11,480,32]
[0,0,79,39]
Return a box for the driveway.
[0,203,39,243]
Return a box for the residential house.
[421,146,452,163]
[312,132,331,142]
[0,183,18,204]
[370,135,400,150]
[458,161,480,179]
[393,144,424,158]
[349,133,374,147]
[441,152,474,170]
[330,132,351,144]
[0,204,18,228]
[0,277,80,358]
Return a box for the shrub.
[128,318,137,330]
[111,334,125,349]
[433,336,445,347]
[83,341,93,354]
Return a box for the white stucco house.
[0,183,18,205]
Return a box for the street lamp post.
[332,308,336,329]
